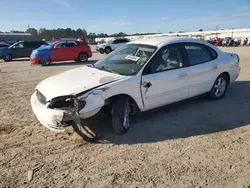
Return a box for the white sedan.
[31,37,241,134]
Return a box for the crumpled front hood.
[36,66,126,101]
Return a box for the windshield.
[8,42,19,49]
[94,44,157,75]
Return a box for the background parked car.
[30,39,92,66]
[0,41,48,62]
[222,37,235,47]
[96,38,130,54]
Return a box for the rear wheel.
[111,96,131,135]
[78,53,88,63]
[208,74,228,100]
[3,54,12,62]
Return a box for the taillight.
[236,54,240,63]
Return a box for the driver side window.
[145,45,184,74]
[14,42,25,49]
[55,42,66,48]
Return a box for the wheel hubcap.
[4,55,11,61]
[80,54,87,61]
[214,77,226,97]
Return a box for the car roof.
[129,36,210,48]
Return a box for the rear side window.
[26,41,45,48]
[205,46,218,59]
[113,39,119,44]
[66,42,77,47]
[184,44,214,65]
[119,39,129,43]
[25,42,32,48]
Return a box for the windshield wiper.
[95,65,121,75]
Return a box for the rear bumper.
[30,57,39,64]
[88,51,92,58]
[229,66,241,83]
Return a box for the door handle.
[142,82,152,88]
[212,65,218,70]
[178,73,187,78]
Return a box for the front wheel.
[208,74,228,100]
[3,54,12,62]
[111,96,131,135]
[40,59,51,66]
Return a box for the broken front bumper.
[31,92,70,131]
[30,91,103,131]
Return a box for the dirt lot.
[0,47,250,188]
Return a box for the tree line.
[0,28,161,40]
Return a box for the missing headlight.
[50,96,75,108]
[73,98,86,114]
[50,96,86,113]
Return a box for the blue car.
[0,40,48,62]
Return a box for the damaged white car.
[31,37,240,134]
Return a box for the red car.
[30,40,92,65]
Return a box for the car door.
[23,41,35,57]
[65,41,78,60]
[141,43,190,111]
[183,43,219,97]
[10,42,27,58]
[51,42,67,61]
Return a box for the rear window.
[205,46,218,59]
[185,44,213,65]
[66,42,77,47]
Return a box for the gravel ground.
[0,47,250,188]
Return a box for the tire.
[78,53,88,63]
[99,48,104,54]
[3,54,12,62]
[111,96,131,135]
[40,59,51,66]
[105,47,112,54]
[208,74,229,100]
